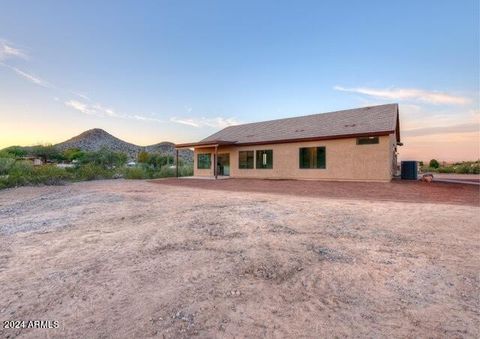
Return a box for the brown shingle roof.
[176,104,399,148]
[200,104,399,146]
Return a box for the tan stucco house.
[175,104,401,182]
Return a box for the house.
[17,157,44,166]
[175,103,401,182]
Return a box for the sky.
[0,0,478,162]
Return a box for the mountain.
[54,128,193,162]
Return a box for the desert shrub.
[179,164,193,177]
[421,166,438,173]
[0,158,15,175]
[158,165,175,178]
[63,148,85,161]
[1,146,28,157]
[123,167,147,179]
[9,161,34,176]
[453,163,480,174]
[1,161,34,187]
[429,159,440,169]
[31,145,64,162]
[79,148,127,168]
[32,165,72,185]
[471,164,480,174]
[74,163,114,181]
[437,166,455,173]
[137,151,149,163]
[149,154,175,168]
[122,164,191,180]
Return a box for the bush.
[179,164,193,177]
[74,163,115,181]
[437,166,455,173]
[31,145,64,162]
[32,165,72,185]
[1,146,28,157]
[0,158,15,175]
[63,148,85,161]
[429,159,440,169]
[123,167,147,179]
[79,148,127,169]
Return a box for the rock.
[421,173,434,183]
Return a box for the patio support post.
[176,149,179,178]
[214,145,218,179]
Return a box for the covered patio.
[175,140,236,179]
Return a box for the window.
[197,153,211,169]
[239,151,254,169]
[357,136,379,145]
[299,147,326,169]
[256,150,273,169]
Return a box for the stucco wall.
[193,135,395,181]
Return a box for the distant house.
[17,157,44,166]
[175,104,401,182]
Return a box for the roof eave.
[178,131,395,149]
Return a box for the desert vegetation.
[0,146,193,189]
[420,159,480,174]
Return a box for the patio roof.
[175,140,237,149]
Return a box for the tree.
[80,148,127,168]
[138,151,149,163]
[31,145,63,162]
[63,148,85,162]
[429,159,440,169]
[147,154,174,169]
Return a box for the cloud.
[334,85,470,105]
[133,115,164,123]
[65,100,95,115]
[8,66,51,88]
[170,116,241,128]
[0,40,27,61]
[403,123,479,137]
[70,91,90,101]
[65,99,163,123]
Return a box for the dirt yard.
[0,179,479,338]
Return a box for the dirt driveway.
[154,177,480,205]
[0,179,479,338]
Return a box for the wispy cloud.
[70,91,90,101]
[0,40,27,61]
[65,100,95,115]
[403,123,479,137]
[334,85,470,105]
[65,99,163,123]
[170,116,241,128]
[9,66,51,88]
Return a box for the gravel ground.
[0,179,479,338]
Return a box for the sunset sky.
[0,0,478,162]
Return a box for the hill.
[54,128,193,162]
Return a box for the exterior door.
[217,153,230,176]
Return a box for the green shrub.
[179,164,193,177]
[74,163,114,181]
[1,146,28,157]
[437,166,455,173]
[429,159,440,169]
[0,158,15,175]
[32,165,72,185]
[63,148,85,161]
[123,167,147,179]
[79,148,127,168]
